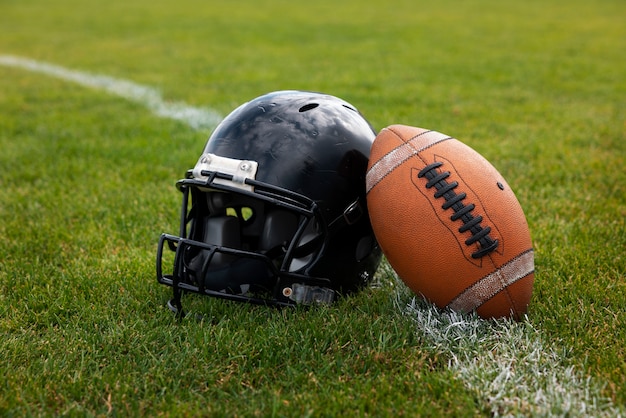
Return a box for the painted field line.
[0,54,223,131]
[403,297,621,417]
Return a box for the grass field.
[1,0,624,416]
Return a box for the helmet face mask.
[157,91,382,314]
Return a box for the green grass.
[1,0,625,416]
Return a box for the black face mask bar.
[156,169,337,316]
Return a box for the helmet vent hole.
[342,104,357,112]
[299,103,319,112]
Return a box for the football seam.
[410,166,481,266]
[444,154,505,258]
[416,160,499,259]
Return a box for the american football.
[366,124,534,320]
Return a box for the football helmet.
[156,90,382,314]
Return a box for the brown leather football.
[366,125,534,320]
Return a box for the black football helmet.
[156,91,382,314]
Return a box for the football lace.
[418,161,499,259]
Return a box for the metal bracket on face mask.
[282,283,336,305]
[192,153,259,192]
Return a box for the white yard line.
[404,297,621,417]
[0,54,223,131]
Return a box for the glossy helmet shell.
[157,91,381,307]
